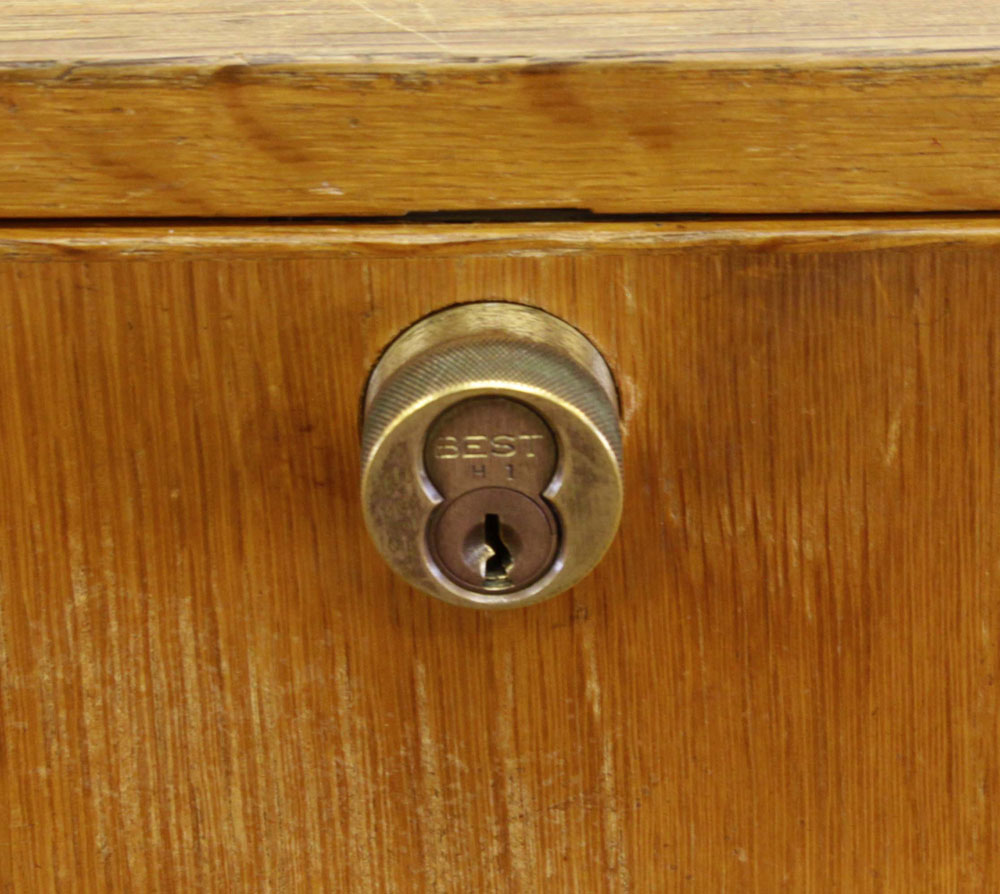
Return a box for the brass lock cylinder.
[361,302,623,608]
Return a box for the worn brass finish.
[361,302,623,609]
[430,487,559,593]
[424,397,558,498]
[425,397,561,593]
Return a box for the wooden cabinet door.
[2,220,998,891]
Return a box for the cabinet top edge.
[4,2,1000,69]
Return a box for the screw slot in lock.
[361,303,623,609]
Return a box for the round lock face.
[360,302,623,609]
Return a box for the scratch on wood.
[413,659,449,891]
[345,0,450,52]
[335,652,376,891]
[579,613,631,891]
[495,648,538,886]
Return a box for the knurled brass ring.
[361,302,623,609]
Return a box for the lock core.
[361,302,623,609]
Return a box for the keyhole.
[482,513,514,582]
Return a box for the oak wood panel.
[2,220,999,891]
[3,2,1000,217]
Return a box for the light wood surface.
[2,219,998,891]
[2,2,1000,217]
[6,216,1000,260]
[4,1,1000,62]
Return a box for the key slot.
[482,513,514,582]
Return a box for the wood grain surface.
[3,2,1000,217]
[1,219,998,891]
[6,1,1000,62]
[5,216,1000,261]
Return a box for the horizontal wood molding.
[2,216,1000,261]
[2,1,1000,218]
